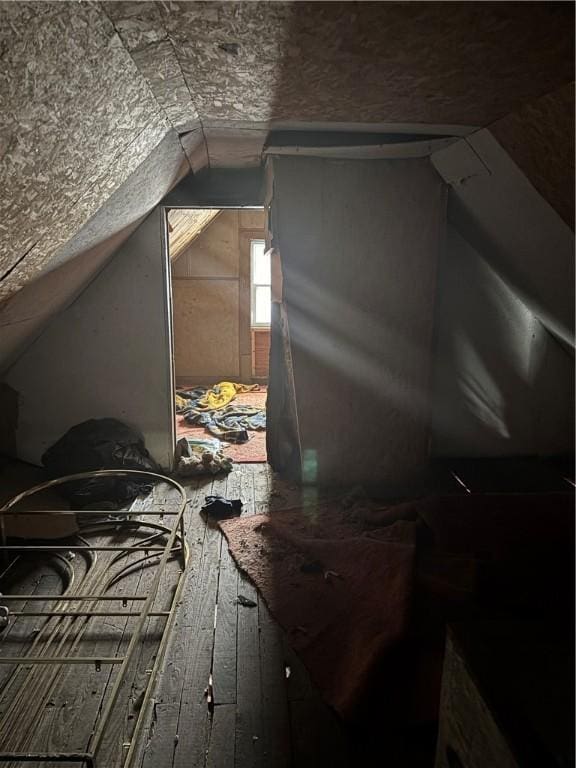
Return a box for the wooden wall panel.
[172,209,266,383]
[172,211,240,277]
[173,280,240,380]
[239,210,266,230]
[238,230,253,381]
[252,329,271,379]
[168,209,221,261]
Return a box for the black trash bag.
[42,418,161,509]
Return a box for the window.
[250,239,271,326]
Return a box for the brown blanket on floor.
[220,502,417,718]
[219,493,574,721]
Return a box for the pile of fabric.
[174,436,233,476]
[176,382,266,444]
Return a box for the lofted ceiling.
[167,208,221,261]
[0,0,573,371]
[107,1,573,125]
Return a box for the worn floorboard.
[0,464,350,768]
[206,703,236,768]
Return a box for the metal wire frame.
[0,469,189,767]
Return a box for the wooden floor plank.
[253,459,290,764]
[212,541,238,705]
[171,628,214,768]
[281,636,315,703]
[235,467,264,768]
[40,487,180,766]
[168,475,226,768]
[141,702,180,768]
[253,463,271,515]
[235,575,263,768]
[290,699,350,768]
[211,468,242,706]
[1,463,355,768]
[259,600,291,768]
[240,465,256,517]
[0,567,62,691]
[140,478,216,768]
[206,703,236,768]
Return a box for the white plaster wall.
[4,209,175,469]
[431,228,574,456]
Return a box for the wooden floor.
[136,463,350,768]
[0,463,350,768]
[3,455,571,766]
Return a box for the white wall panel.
[432,130,575,346]
[5,209,174,469]
[271,156,446,488]
[431,228,574,456]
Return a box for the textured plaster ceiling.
[0,0,573,347]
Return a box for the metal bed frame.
[0,469,189,767]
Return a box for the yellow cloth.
[197,381,259,411]
[175,394,188,410]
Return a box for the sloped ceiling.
[167,208,221,261]
[108,1,573,125]
[0,0,573,372]
[0,130,190,373]
[490,83,575,229]
[0,2,179,299]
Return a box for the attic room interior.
[170,207,270,464]
[0,2,574,767]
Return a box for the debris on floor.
[176,382,259,413]
[201,494,242,519]
[183,405,265,444]
[234,594,257,608]
[176,385,268,463]
[176,383,266,444]
[42,417,159,508]
[175,437,232,476]
[204,673,214,713]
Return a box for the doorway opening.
[167,207,269,464]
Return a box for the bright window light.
[251,240,271,326]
